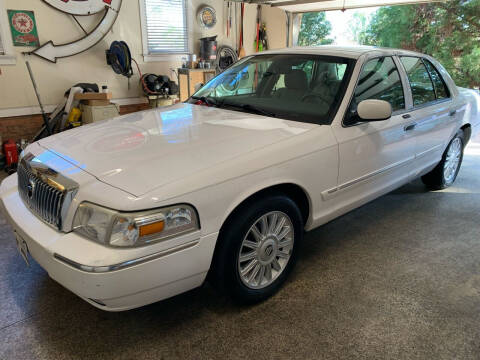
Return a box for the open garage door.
[228,0,444,47]
[268,0,442,13]
[232,0,443,12]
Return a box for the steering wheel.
[219,79,239,93]
[301,93,331,106]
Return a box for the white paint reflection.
[205,117,309,135]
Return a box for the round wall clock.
[197,6,217,29]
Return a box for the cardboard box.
[82,100,111,106]
[74,92,112,101]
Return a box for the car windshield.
[189,54,355,124]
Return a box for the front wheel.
[210,195,303,303]
[422,131,464,190]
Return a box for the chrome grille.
[18,163,65,228]
[17,154,78,230]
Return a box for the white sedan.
[1,46,479,311]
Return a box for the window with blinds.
[0,0,16,64]
[0,32,4,55]
[142,0,189,55]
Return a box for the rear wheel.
[421,131,464,190]
[210,195,303,303]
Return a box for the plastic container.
[3,139,18,166]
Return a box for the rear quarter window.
[423,60,450,100]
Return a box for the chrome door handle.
[404,122,417,132]
[449,109,457,116]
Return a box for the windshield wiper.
[191,96,223,108]
[192,97,275,117]
[223,102,276,118]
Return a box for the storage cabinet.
[178,68,216,102]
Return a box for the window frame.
[422,58,451,100]
[342,55,408,127]
[138,0,190,62]
[399,56,452,110]
[0,0,16,65]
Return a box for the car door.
[329,55,416,209]
[398,56,458,176]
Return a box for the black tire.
[421,131,465,190]
[210,195,303,304]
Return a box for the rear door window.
[400,57,436,106]
[423,60,449,100]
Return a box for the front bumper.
[0,175,217,311]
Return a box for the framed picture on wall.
[7,10,40,47]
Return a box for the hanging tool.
[255,5,261,52]
[259,23,268,51]
[238,3,245,58]
[25,59,52,135]
[226,2,230,38]
[235,3,238,53]
[227,1,232,38]
[229,2,232,38]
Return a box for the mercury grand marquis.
[1,46,479,311]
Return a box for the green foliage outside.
[347,12,369,46]
[296,1,479,88]
[297,12,334,46]
[355,0,480,88]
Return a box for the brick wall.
[0,114,45,142]
[119,103,150,115]
[0,103,151,142]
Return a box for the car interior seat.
[274,69,308,100]
[311,64,341,102]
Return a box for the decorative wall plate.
[197,6,217,29]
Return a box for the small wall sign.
[7,10,40,47]
[198,6,217,29]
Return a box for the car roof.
[258,45,427,59]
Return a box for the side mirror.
[194,83,204,92]
[357,99,392,121]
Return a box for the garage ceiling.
[230,0,443,13]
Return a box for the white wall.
[0,0,286,112]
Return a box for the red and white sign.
[11,12,34,34]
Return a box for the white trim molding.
[142,54,188,63]
[0,0,17,65]
[0,97,148,118]
[111,97,148,106]
[0,105,57,118]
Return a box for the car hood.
[38,103,317,197]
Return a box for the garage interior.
[1,0,480,358]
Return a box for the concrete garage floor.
[1,134,479,360]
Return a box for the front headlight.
[72,202,199,247]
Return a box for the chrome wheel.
[237,211,294,289]
[444,137,462,184]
